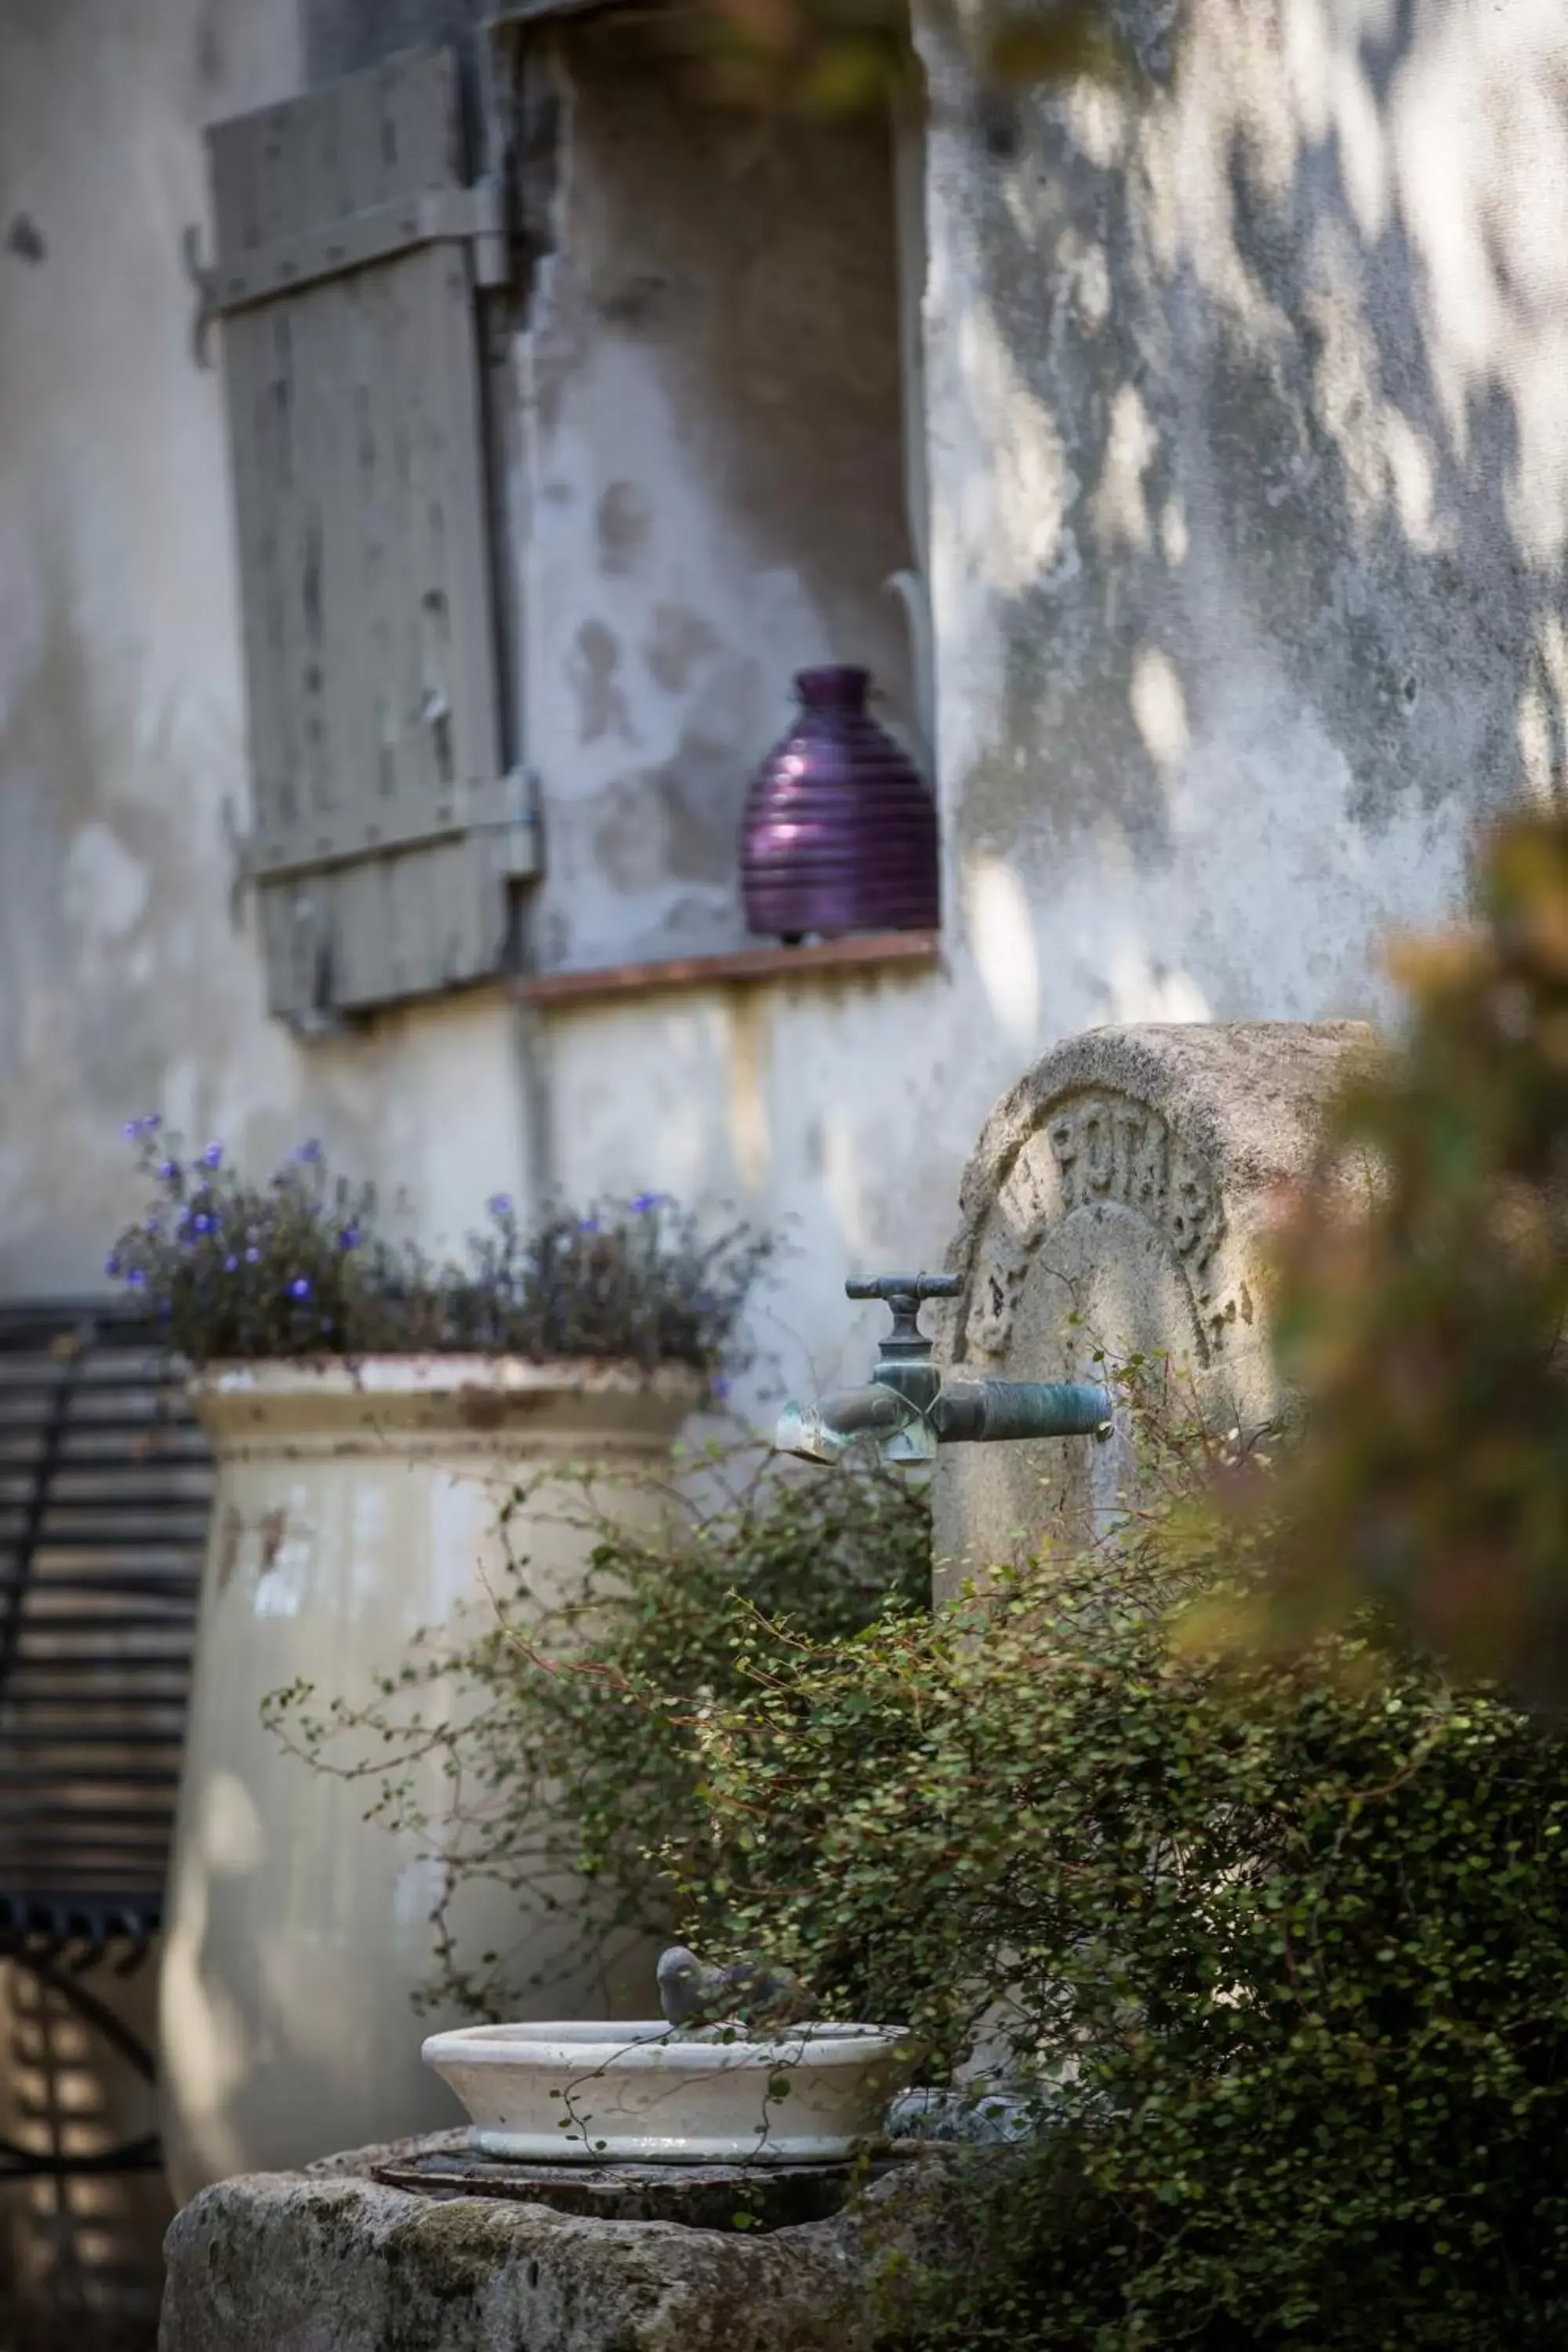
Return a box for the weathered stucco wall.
[1,0,1563,1425]
[0,0,920,1341]
[0,0,530,1291]
[542,0,1568,1396]
[918,0,1568,1052]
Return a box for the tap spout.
[772,1275,1113,1468]
[773,1385,924,1467]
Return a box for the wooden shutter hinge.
[181,223,221,370]
[235,768,543,885]
[184,177,511,350]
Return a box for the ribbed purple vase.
[740,667,938,942]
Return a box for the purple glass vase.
[740,666,938,942]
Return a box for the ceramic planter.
[421,2019,919,2164]
[158,1357,702,2207]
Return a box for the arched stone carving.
[931,1022,1373,1595]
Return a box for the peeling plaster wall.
[919,0,1568,1048]
[0,0,916,1326]
[0,0,528,1294]
[546,0,1568,1405]
[517,25,916,971]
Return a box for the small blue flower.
[488,1193,514,1217]
[157,1159,180,1182]
[713,1376,731,1400]
[201,1142,223,1169]
[630,1192,671,1215]
[126,1268,147,1289]
[579,1215,601,1236]
[289,1275,312,1301]
[339,1225,361,1251]
[245,1246,261,1264]
[223,1254,240,1273]
[104,1252,121,1277]
[292,1139,323,1164]
[191,1212,216,1236]
[121,1113,162,1141]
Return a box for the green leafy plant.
[263,1444,931,2017]
[106,1120,770,1374]
[655,1461,1568,2348]
[267,1345,1568,2343]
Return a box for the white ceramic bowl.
[422,2019,919,2164]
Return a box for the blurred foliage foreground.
[660,0,1131,122]
[269,814,1568,2346]
[1226,811,1568,1711]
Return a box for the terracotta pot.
[158,1356,702,2206]
[740,666,938,942]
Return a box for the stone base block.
[158,2132,954,2352]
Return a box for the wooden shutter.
[207,48,539,1020]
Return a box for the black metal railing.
[0,1299,210,2181]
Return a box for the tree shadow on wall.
[936,0,1568,1003]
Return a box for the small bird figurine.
[656,1944,814,2034]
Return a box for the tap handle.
[846,1272,963,1357]
[845,1274,963,1305]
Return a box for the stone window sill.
[512,929,942,1012]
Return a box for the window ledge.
[513,929,942,1012]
